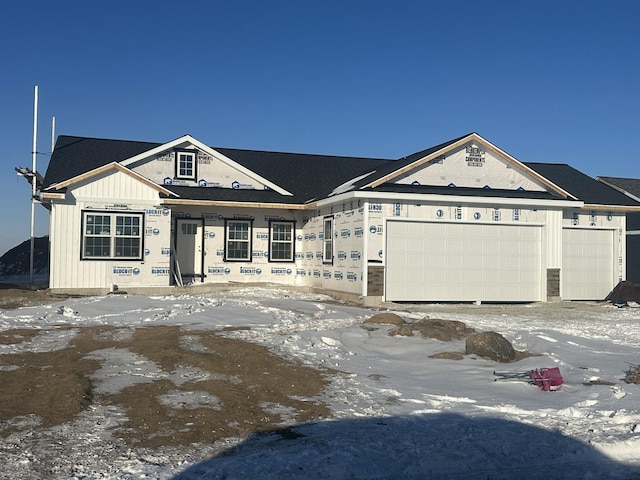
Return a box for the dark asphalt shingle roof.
[524,163,640,206]
[44,136,391,204]
[597,177,640,199]
[43,134,639,207]
[43,136,160,188]
[213,147,389,202]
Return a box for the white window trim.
[81,211,144,260]
[175,150,197,180]
[269,221,295,262]
[224,219,253,262]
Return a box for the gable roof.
[597,177,640,202]
[44,135,391,204]
[49,162,176,196]
[349,132,572,198]
[524,163,640,208]
[43,136,159,189]
[43,133,640,209]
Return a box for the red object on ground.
[530,367,563,391]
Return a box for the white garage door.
[386,221,542,302]
[562,228,615,300]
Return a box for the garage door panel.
[386,221,542,302]
[562,228,614,300]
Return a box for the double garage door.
[386,221,542,302]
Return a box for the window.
[176,150,196,180]
[225,219,252,261]
[323,216,333,264]
[82,211,144,260]
[269,221,295,262]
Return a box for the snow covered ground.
[1,288,639,479]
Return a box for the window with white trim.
[82,211,144,260]
[323,216,333,264]
[176,150,197,180]
[225,219,252,261]
[269,221,295,262]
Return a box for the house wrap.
[40,132,640,304]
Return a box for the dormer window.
[175,150,197,180]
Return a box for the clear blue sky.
[1,1,639,256]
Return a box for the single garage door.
[386,221,542,302]
[562,228,615,300]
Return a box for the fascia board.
[313,190,583,210]
[366,134,475,188]
[582,203,640,212]
[119,134,195,167]
[49,162,178,197]
[160,198,307,209]
[121,134,293,197]
[367,133,577,200]
[41,192,65,200]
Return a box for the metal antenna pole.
[30,85,38,289]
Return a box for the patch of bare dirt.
[0,286,62,310]
[0,325,333,449]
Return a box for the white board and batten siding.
[385,220,543,302]
[49,170,170,290]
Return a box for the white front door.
[176,219,204,277]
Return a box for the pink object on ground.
[530,367,563,391]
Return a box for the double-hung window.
[82,211,144,260]
[225,219,252,261]
[269,221,295,262]
[176,150,197,180]
[323,216,333,264]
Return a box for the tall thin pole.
[51,116,55,152]
[30,85,38,289]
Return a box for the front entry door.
[175,218,204,279]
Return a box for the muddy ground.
[0,288,333,449]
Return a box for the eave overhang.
[313,190,583,209]
[45,162,177,197]
[160,198,308,210]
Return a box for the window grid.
[176,151,196,179]
[225,220,252,261]
[270,222,294,262]
[323,217,333,264]
[82,212,143,260]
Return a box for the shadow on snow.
[173,412,639,480]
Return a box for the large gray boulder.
[390,318,475,341]
[465,331,516,363]
[366,312,405,326]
